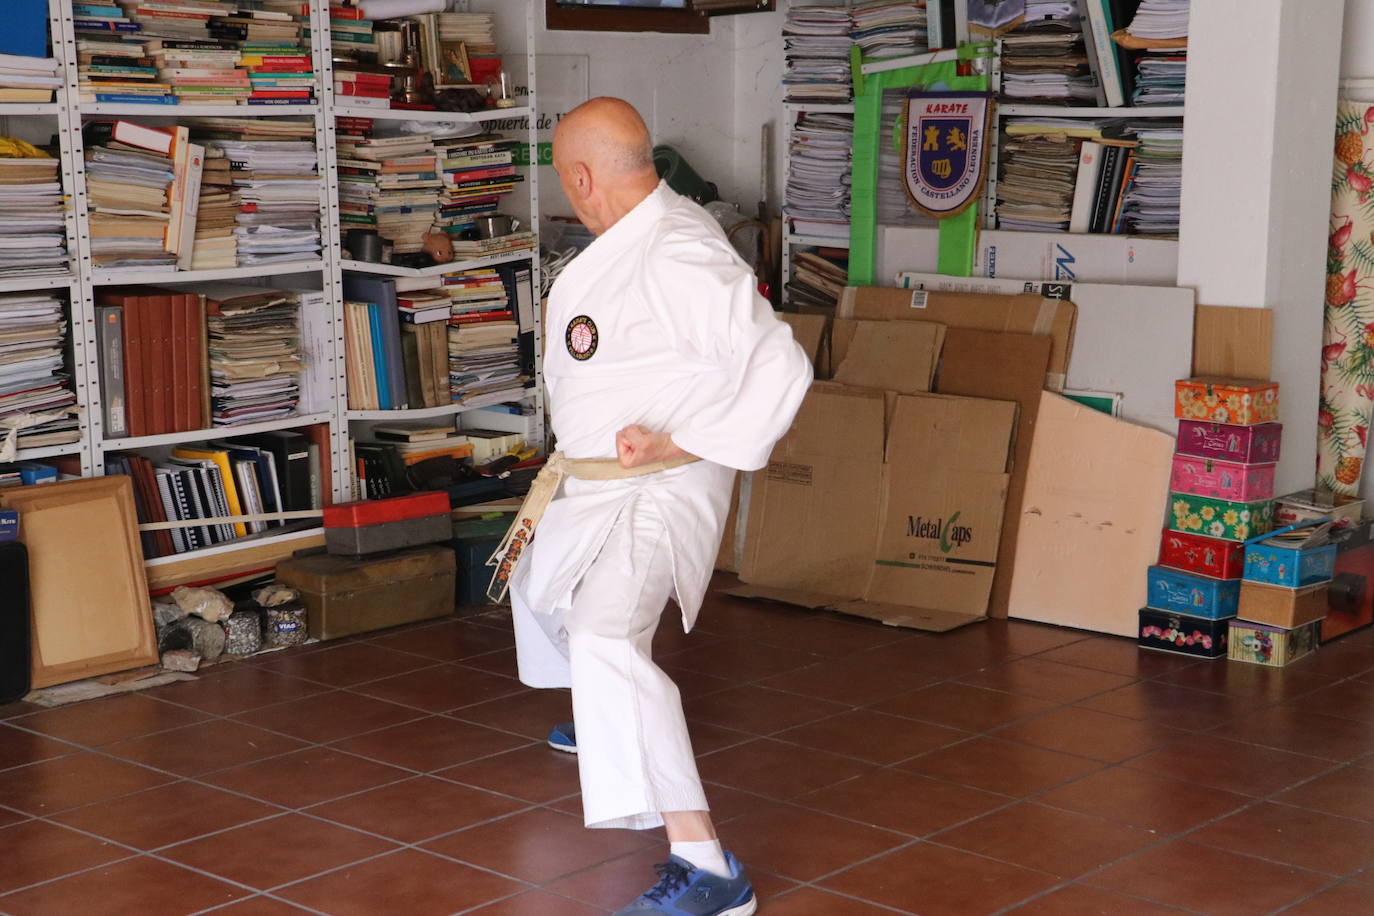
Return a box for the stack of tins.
[1140,378,1280,659]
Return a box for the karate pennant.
[902,90,994,219]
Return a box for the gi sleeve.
[646,226,814,472]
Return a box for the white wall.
[532,6,747,218]
[1344,0,1374,78]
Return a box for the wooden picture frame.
[0,476,158,688]
[439,40,472,84]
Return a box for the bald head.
[553,97,660,235]
[555,97,656,179]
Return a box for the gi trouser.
[511,495,710,830]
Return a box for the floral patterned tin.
[1175,377,1280,426]
[1168,493,1275,543]
[1138,608,1229,658]
[1227,618,1320,667]
[1175,421,1283,464]
[1170,455,1276,502]
[1158,529,1246,580]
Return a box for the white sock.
[671,839,731,878]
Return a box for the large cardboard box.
[734,385,1017,630]
[839,286,1076,391]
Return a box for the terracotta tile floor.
[2,584,1374,915]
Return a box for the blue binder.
[2,1,47,59]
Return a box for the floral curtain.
[1320,100,1374,493]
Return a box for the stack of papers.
[339,130,442,256]
[786,251,848,310]
[1121,121,1182,236]
[193,118,320,266]
[1133,51,1186,106]
[0,294,78,450]
[448,321,526,408]
[1123,0,1190,41]
[0,53,61,104]
[850,2,927,60]
[782,5,853,104]
[74,0,315,107]
[875,91,930,226]
[1000,13,1097,104]
[995,133,1079,231]
[0,152,68,280]
[437,12,497,57]
[784,112,853,239]
[202,285,304,426]
[84,144,175,270]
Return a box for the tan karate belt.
[485,450,700,602]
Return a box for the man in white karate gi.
[507,97,812,916]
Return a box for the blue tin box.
[1243,523,1339,588]
[1146,565,1241,619]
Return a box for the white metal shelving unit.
[29,0,544,568]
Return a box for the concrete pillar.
[1176,0,1344,494]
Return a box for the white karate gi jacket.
[515,181,813,631]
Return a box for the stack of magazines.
[0,146,68,280]
[782,4,853,104]
[784,112,853,240]
[0,293,78,451]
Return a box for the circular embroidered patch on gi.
[566,315,598,360]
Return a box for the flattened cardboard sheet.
[832,319,944,394]
[1193,305,1273,379]
[0,477,158,688]
[1009,392,1175,636]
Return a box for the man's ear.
[572,161,593,198]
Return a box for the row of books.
[94,283,305,439]
[0,143,69,281]
[994,117,1183,237]
[74,0,315,107]
[336,119,527,258]
[0,293,80,451]
[108,428,327,558]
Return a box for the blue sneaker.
[548,721,576,754]
[613,853,757,915]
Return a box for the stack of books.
[191,148,240,269]
[442,267,508,319]
[337,128,442,256]
[995,132,1080,232]
[784,112,853,240]
[434,134,523,242]
[325,13,376,60]
[334,69,390,108]
[83,120,203,271]
[437,11,500,86]
[0,52,62,104]
[781,4,852,104]
[0,293,79,450]
[850,1,926,61]
[786,251,848,311]
[448,311,524,409]
[74,0,314,107]
[0,148,68,280]
[1000,7,1097,105]
[192,118,320,266]
[190,283,304,427]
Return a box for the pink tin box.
[1170,455,1276,502]
[1175,421,1282,464]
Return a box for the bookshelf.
[0,1,545,567]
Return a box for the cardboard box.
[935,327,1053,619]
[1138,608,1230,658]
[1158,529,1245,581]
[895,272,1194,434]
[1243,541,1337,589]
[831,319,944,394]
[1146,566,1241,619]
[1170,456,1276,503]
[874,224,1180,287]
[1175,377,1280,426]
[1274,489,1365,529]
[1168,493,1275,543]
[1009,394,1176,637]
[839,286,1076,391]
[1175,420,1283,464]
[1237,581,1329,628]
[735,385,1017,631]
[1228,618,1320,667]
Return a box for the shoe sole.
[547,739,577,754]
[720,896,757,916]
